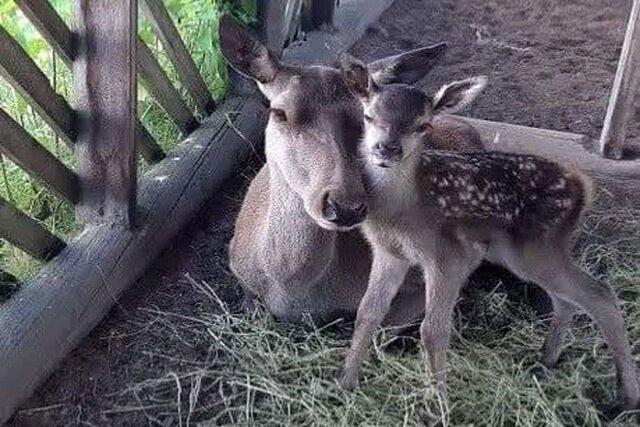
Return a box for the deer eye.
[269,108,287,122]
[416,122,432,133]
[364,114,374,123]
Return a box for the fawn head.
[341,55,487,168]
[220,15,448,229]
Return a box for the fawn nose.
[322,193,368,228]
[374,142,402,159]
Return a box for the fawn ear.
[219,14,280,84]
[368,43,448,85]
[339,53,378,99]
[432,76,488,114]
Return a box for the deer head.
[341,54,487,168]
[219,15,448,229]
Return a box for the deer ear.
[432,76,488,114]
[339,53,371,98]
[368,43,448,85]
[219,14,280,83]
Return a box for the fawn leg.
[539,295,577,369]
[384,268,426,328]
[420,250,480,392]
[338,249,410,390]
[503,245,639,410]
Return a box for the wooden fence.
[0,0,215,262]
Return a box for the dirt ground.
[9,0,636,425]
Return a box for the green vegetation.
[101,204,640,426]
[0,0,256,281]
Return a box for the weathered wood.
[302,0,336,31]
[73,0,138,226]
[466,117,640,201]
[13,0,164,164]
[259,0,303,55]
[137,39,199,135]
[0,108,79,204]
[0,25,75,145]
[599,0,640,159]
[136,119,166,163]
[15,0,76,66]
[284,0,395,65]
[140,0,215,114]
[0,197,65,261]
[0,96,266,423]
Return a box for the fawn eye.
[416,122,432,133]
[364,114,374,123]
[269,108,287,122]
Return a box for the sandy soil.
[9,0,634,425]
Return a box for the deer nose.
[322,194,368,228]
[374,142,402,159]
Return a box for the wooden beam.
[15,0,76,66]
[0,25,75,145]
[137,39,198,135]
[599,0,640,159]
[73,0,138,226]
[140,0,215,114]
[0,108,79,204]
[0,197,65,261]
[466,117,640,201]
[0,95,266,423]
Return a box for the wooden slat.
[0,197,65,261]
[140,0,215,114]
[13,1,165,164]
[73,0,138,226]
[0,108,79,204]
[15,0,76,66]
[0,25,75,145]
[136,119,166,163]
[137,39,198,134]
[599,0,640,159]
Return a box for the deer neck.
[261,163,338,282]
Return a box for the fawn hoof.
[241,288,256,312]
[531,363,556,381]
[600,398,640,421]
[336,371,359,391]
[601,401,626,421]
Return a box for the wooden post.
[259,0,303,54]
[73,0,137,227]
[599,0,640,159]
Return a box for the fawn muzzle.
[372,141,403,167]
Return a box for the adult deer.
[336,67,640,412]
[220,15,481,324]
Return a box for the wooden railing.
[0,0,214,263]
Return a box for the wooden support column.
[73,0,137,227]
[599,0,640,159]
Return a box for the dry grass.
[96,202,640,426]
